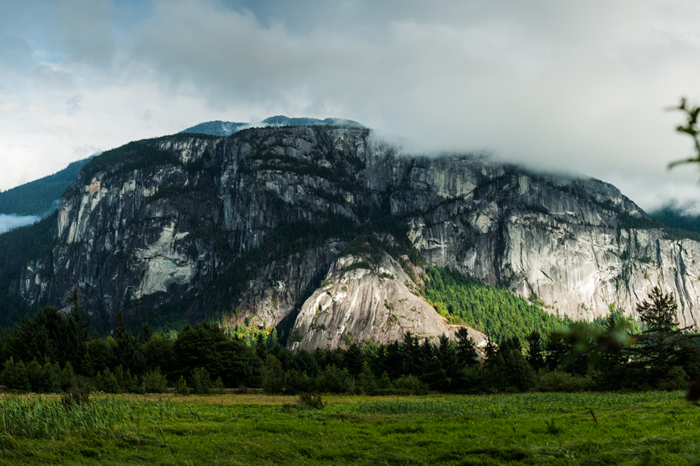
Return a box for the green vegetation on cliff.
[422,267,567,344]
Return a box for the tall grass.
[0,395,184,440]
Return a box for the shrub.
[297,394,324,410]
[60,362,78,393]
[356,362,377,395]
[658,366,689,391]
[536,371,595,392]
[0,357,29,391]
[191,367,212,395]
[175,376,190,396]
[213,377,225,393]
[142,370,168,393]
[392,375,430,395]
[94,368,121,393]
[316,365,353,393]
[61,376,93,409]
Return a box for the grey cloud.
[3,0,700,212]
[31,64,76,90]
[126,0,700,183]
[66,94,82,113]
[49,0,117,66]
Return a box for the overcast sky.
[2,0,700,212]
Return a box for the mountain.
[261,115,362,128]
[0,158,90,216]
[3,124,700,349]
[180,115,363,137]
[0,116,359,217]
[180,120,249,137]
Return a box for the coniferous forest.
[0,281,697,397]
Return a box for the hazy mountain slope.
[650,205,700,240]
[0,158,90,216]
[180,120,249,137]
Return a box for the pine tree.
[526,331,546,371]
[632,287,700,387]
[455,327,479,367]
[255,333,267,362]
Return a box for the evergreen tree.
[631,287,700,387]
[142,332,173,373]
[526,331,546,371]
[455,327,479,367]
[138,322,152,345]
[343,342,363,377]
[114,312,146,377]
[597,312,631,390]
[255,333,267,362]
[172,322,262,387]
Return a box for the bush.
[0,357,29,391]
[213,377,225,393]
[316,365,353,393]
[175,376,190,396]
[94,368,120,393]
[61,376,93,409]
[191,367,212,395]
[262,355,285,393]
[392,375,430,395]
[60,362,78,393]
[142,370,168,393]
[297,394,324,410]
[356,362,377,395]
[658,366,689,391]
[536,371,595,392]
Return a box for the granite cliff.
[9,124,700,349]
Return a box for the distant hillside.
[649,204,700,236]
[0,158,90,216]
[180,115,363,137]
[179,120,248,137]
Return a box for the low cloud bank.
[0,214,40,235]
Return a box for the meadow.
[0,391,697,465]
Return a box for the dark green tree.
[631,287,700,387]
[526,331,546,371]
[455,327,480,368]
[172,323,262,387]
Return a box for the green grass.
[0,391,699,465]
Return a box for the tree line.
[0,286,697,396]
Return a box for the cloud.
[31,63,76,90]
[2,0,700,213]
[48,0,117,66]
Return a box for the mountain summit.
[180,115,363,137]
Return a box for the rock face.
[11,125,700,347]
[289,252,488,351]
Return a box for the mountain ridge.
[180,115,363,137]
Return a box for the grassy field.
[0,391,698,465]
